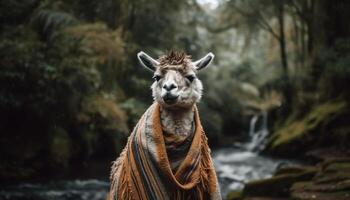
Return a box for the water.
[0,150,297,200]
[245,111,270,152]
[212,111,298,198]
[212,147,296,198]
[0,179,109,200]
[0,113,297,199]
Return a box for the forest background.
[1,1,350,197]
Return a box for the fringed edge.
[109,146,126,199]
[108,105,219,200]
[108,111,148,200]
[175,131,217,200]
[198,130,218,198]
[109,137,134,200]
[116,163,134,200]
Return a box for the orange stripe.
[152,103,202,190]
[136,113,164,199]
[128,117,148,200]
[112,103,220,199]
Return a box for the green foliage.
[2,0,349,182]
[266,101,347,156]
[81,95,128,134]
[0,26,55,114]
[0,0,131,179]
[0,0,201,180]
[32,9,78,41]
[120,98,148,127]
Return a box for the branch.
[211,1,280,39]
[206,22,238,33]
[245,1,280,40]
[204,3,242,33]
[256,13,280,40]
[290,0,307,22]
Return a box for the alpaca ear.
[193,52,215,70]
[137,51,159,72]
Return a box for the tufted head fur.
[137,50,214,110]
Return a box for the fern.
[32,9,77,41]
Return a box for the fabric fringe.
[108,103,221,200]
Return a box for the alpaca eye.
[186,75,196,82]
[153,75,162,81]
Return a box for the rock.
[243,198,290,200]
[291,180,350,193]
[290,161,350,200]
[230,160,350,200]
[306,148,350,162]
[323,162,350,173]
[291,191,350,200]
[243,169,316,197]
[265,101,347,157]
[314,171,350,184]
[274,166,318,176]
[227,190,290,200]
[227,190,243,200]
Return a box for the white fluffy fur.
[151,66,203,110]
[138,51,214,136]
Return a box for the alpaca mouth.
[163,94,178,104]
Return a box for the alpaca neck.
[160,105,195,136]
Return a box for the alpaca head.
[137,51,214,109]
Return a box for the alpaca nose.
[163,83,177,91]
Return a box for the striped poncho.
[109,103,221,200]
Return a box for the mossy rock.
[290,181,313,192]
[274,166,318,176]
[227,190,243,200]
[323,162,350,173]
[314,172,350,184]
[290,161,350,200]
[236,160,350,200]
[243,170,316,197]
[291,191,350,200]
[314,161,350,183]
[243,198,291,200]
[291,180,350,193]
[266,101,347,156]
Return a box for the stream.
[0,112,298,199]
[213,146,296,198]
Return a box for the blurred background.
[1,0,350,199]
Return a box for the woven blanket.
[109,103,221,200]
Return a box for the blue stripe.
[132,120,157,200]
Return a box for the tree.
[211,0,292,115]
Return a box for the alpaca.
[109,51,221,200]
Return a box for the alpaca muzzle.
[163,92,179,104]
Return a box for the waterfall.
[246,111,269,152]
[249,115,258,137]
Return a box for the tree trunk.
[306,0,314,55]
[276,0,292,116]
[292,14,299,72]
[277,1,288,80]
